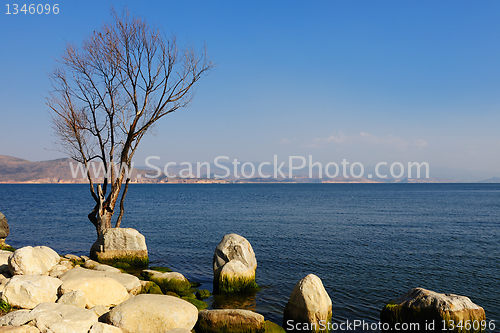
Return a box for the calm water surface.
[0,184,499,328]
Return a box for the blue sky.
[1,1,499,177]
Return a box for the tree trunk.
[88,184,116,238]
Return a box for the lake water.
[0,183,499,329]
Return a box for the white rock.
[30,302,98,333]
[56,290,88,308]
[8,246,60,276]
[101,228,147,252]
[107,294,198,333]
[283,274,332,328]
[213,234,257,292]
[0,309,34,326]
[90,228,148,265]
[165,329,191,333]
[60,267,140,295]
[59,275,128,308]
[213,234,257,273]
[2,275,62,309]
[89,323,123,333]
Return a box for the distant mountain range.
[0,155,498,184]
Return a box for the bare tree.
[48,9,213,239]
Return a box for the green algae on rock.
[141,269,191,294]
[90,228,149,268]
[195,309,265,333]
[380,287,486,333]
[213,234,258,294]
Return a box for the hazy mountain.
[0,155,498,184]
[478,177,500,183]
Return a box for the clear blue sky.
[1,1,499,177]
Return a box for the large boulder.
[283,274,332,332]
[60,266,141,295]
[59,274,129,308]
[0,213,9,241]
[2,275,62,309]
[90,228,148,267]
[141,270,190,294]
[8,246,60,276]
[107,294,198,333]
[196,309,265,333]
[213,234,258,293]
[380,287,486,333]
[30,302,98,333]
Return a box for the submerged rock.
[196,309,265,333]
[283,274,332,333]
[90,228,148,268]
[107,294,198,333]
[141,269,190,294]
[213,233,258,293]
[380,287,486,333]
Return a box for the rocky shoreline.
[0,212,489,333]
